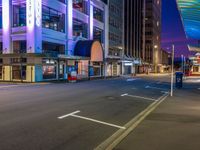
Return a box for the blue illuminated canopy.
[177,0,200,40]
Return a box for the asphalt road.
[0,76,171,150]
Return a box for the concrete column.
[2,0,12,54]
[63,63,67,79]
[104,4,109,59]
[66,0,73,55]
[88,0,94,40]
[26,0,42,53]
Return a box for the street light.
[154,45,158,73]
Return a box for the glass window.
[42,42,65,56]
[73,0,88,14]
[94,27,103,43]
[42,6,65,32]
[0,66,2,79]
[13,41,27,54]
[12,66,26,80]
[43,65,56,79]
[0,7,2,29]
[13,4,26,27]
[93,7,104,22]
[58,0,65,3]
[73,19,88,38]
[0,42,2,54]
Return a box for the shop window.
[13,41,26,54]
[12,66,26,80]
[42,6,65,32]
[73,19,88,38]
[13,3,26,27]
[43,65,57,79]
[0,42,2,54]
[0,66,2,79]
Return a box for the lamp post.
[171,45,175,97]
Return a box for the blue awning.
[74,40,103,62]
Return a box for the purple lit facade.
[0,0,109,82]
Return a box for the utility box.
[175,72,183,88]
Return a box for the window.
[13,4,26,27]
[0,42,2,54]
[42,42,65,56]
[0,66,2,79]
[73,0,88,14]
[73,19,88,38]
[0,7,2,29]
[43,65,57,79]
[94,27,104,43]
[93,7,104,22]
[13,41,26,54]
[42,6,65,32]
[12,66,26,80]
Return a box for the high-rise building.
[123,0,145,75]
[0,0,108,82]
[144,0,162,73]
[106,0,123,76]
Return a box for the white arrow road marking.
[58,111,126,130]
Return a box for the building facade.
[106,0,123,76]
[123,0,145,75]
[0,0,108,82]
[144,0,161,73]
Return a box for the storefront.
[74,40,104,78]
[189,55,200,75]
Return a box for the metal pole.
[171,45,175,97]
[181,54,184,72]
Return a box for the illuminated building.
[0,0,108,82]
[177,0,200,75]
[123,0,145,75]
[144,0,162,73]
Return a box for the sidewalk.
[114,83,200,150]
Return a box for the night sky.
[161,0,197,57]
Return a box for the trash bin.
[175,72,183,88]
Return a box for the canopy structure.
[177,0,200,40]
[74,40,103,62]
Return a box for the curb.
[94,93,169,150]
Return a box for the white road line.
[58,110,126,130]
[58,111,80,119]
[126,78,140,82]
[0,85,19,89]
[145,85,168,91]
[94,93,169,150]
[71,114,126,130]
[121,93,128,97]
[121,93,156,101]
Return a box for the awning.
[188,45,200,52]
[74,40,103,62]
[177,0,200,39]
